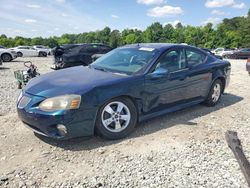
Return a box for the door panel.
[184,47,211,100]
[144,73,189,113]
[143,48,188,113]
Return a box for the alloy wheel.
[101,101,131,133]
[212,83,221,102]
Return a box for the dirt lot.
[0,57,250,188]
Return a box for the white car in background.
[10,46,48,57]
[10,46,38,57]
[212,48,235,58]
[0,48,18,62]
[33,45,51,56]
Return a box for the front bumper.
[17,92,97,139]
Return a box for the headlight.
[39,95,81,112]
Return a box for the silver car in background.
[0,48,17,62]
[33,45,51,56]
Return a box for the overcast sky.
[0,0,249,38]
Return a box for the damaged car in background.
[17,43,231,140]
[51,43,112,70]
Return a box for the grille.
[18,96,31,109]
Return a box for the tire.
[1,53,12,62]
[43,52,47,57]
[38,52,43,57]
[95,97,137,140]
[17,52,23,57]
[204,79,223,107]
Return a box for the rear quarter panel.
[208,58,231,93]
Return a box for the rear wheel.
[204,79,223,107]
[95,97,137,140]
[1,53,12,62]
[17,52,23,57]
[38,52,47,57]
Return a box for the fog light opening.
[56,124,67,137]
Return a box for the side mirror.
[148,67,169,79]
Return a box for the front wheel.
[95,97,137,140]
[1,53,12,62]
[204,79,223,107]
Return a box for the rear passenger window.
[186,49,206,67]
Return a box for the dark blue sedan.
[17,44,231,140]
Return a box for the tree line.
[0,9,249,49]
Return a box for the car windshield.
[90,47,157,75]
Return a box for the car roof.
[122,43,193,51]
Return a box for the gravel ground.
[0,57,250,188]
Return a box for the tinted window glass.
[155,49,186,72]
[79,46,87,53]
[99,46,112,53]
[86,46,99,53]
[186,49,206,67]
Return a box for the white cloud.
[232,2,246,9]
[26,4,41,9]
[211,10,226,15]
[205,0,246,9]
[111,14,120,19]
[61,13,68,17]
[137,0,165,5]
[0,0,106,37]
[131,26,142,30]
[205,0,235,8]
[24,19,37,23]
[164,20,181,27]
[55,0,65,3]
[147,5,183,17]
[202,17,221,25]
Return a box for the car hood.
[24,66,128,98]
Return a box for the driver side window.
[155,48,186,73]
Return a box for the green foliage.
[0,9,250,49]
